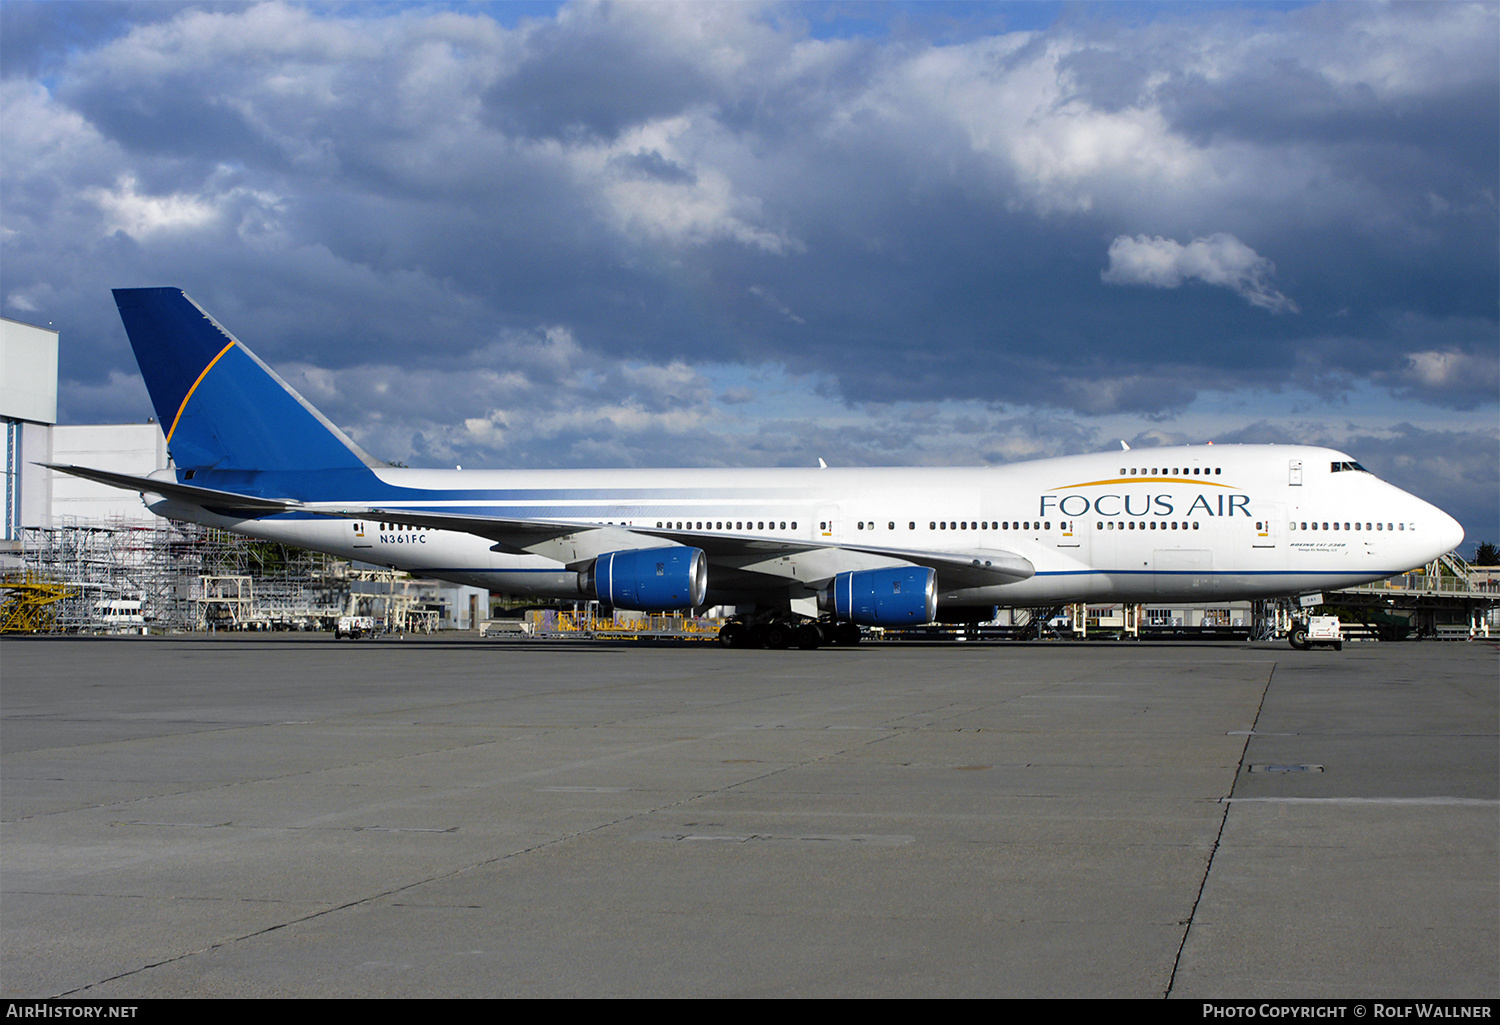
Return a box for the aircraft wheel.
[831,622,862,646]
[719,622,747,648]
[763,622,793,650]
[795,623,823,650]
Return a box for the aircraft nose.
[1436,508,1465,556]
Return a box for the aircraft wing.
[312,504,615,554]
[45,468,1034,591]
[325,505,1035,589]
[43,464,303,516]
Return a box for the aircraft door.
[816,505,839,539]
[1288,460,1302,486]
[1253,504,1281,550]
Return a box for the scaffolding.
[344,568,444,635]
[14,518,349,633]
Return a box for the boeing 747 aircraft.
[52,288,1465,648]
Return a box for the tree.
[1474,542,1499,566]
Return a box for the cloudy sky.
[3,1,1496,550]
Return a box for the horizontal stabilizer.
[44,464,301,515]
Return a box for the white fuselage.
[153,444,1464,608]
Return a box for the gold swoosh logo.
[166,340,237,445]
[1052,477,1238,489]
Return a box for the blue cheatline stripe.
[179,468,817,506]
[414,566,1399,579]
[425,567,570,574]
[1034,568,1408,577]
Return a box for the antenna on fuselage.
[1119,440,1130,451]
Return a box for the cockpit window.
[1330,461,1370,473]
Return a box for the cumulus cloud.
[1101,233,1299,313]
[1382,348,1500,410]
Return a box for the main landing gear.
[718,617,862,649]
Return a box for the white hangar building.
[2,315,167,555]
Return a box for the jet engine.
[823,566,937,626]
[580,546,708,611]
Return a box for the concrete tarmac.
[2,634,1495,998]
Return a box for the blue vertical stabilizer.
[113,288,376,474]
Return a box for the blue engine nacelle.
[581,546,708,611]
[824,567,937,626]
